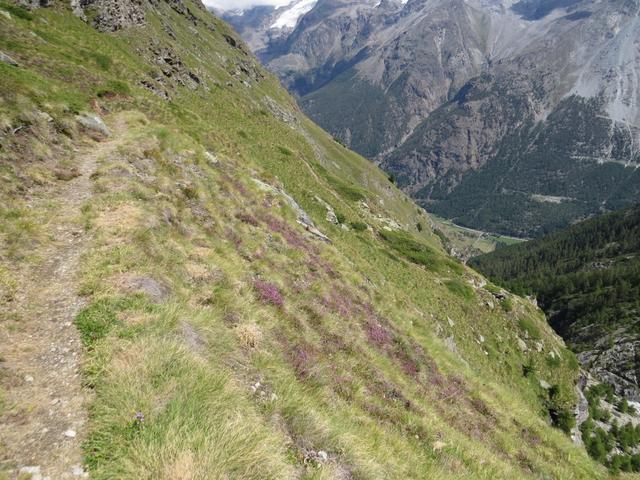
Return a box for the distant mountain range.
[225,0,640,236]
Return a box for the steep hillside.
[226,0,640,236]
[471,205,640,472]
[471,205,640,399]
[0,1,610,478]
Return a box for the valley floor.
[428,214,525,262]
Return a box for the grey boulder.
[0,51,19,67]
[75,113,111,137]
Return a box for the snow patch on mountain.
[205,0,291,12]
[270,0,318,29]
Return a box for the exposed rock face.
[571,374,589,445]
[579,335,640,401]
[16,0,207,32]
[79,0,147,32]
[228,0,640,236]
[75,112,111,137]
[148,41,202,89]
[122,275,171,303]
[15,0,50,7]
[315,195,338,224]
[252,178,331,242]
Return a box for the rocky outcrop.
[75,112,111,137]
[571,374,589,445]
[121,275,171,303]
[148,42,202,89]
[0,51,19,67]
[50,0,207,32]
[315,196,338,225]
[77,0,146,31]
[579,335,640,401]
[252,178,330,242]
[16,0,50,7]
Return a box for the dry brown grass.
[94,203,145,244]
[162,450,195,480]
[235,323,263,349]
[184,262,217,284]
[118,311,155,327]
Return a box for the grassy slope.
[0,1,611,478]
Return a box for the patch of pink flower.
[323,290,352,317]
[366,321,393,347]
[260,212,315,253]
[254,279,284,307]
[225,228,243,249]
[292,345,313,379]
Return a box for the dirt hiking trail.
[0,116,125,480]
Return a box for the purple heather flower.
[254,279,284,307]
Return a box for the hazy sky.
[203,0,291,11]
